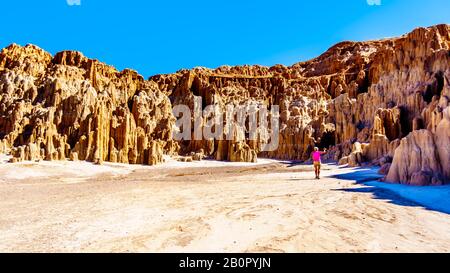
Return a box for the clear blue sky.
[1,0,449,77]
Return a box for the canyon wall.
[0,24,449,185]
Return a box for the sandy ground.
[1,155,450,253]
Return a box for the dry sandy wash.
[0,156,450,253]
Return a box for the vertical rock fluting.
[386,106,450,185]
[0,45,175,165]
[0,24,449,184]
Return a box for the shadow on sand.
[290,178,320,181]
[331,167,450,215]
[282,160,338,169]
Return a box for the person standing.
[311,147,327,179]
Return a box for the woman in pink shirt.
[311,147,327,179]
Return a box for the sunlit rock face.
[0,24,449,184]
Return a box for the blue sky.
[1,0,449,77]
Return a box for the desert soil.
[1,156,450,253]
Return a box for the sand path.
[1,158,449,252]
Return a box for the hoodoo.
[1,24,449,185]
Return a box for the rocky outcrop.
[435,107,450,179]
[0,45,175,165]
[386,107,450,185]
[0,24,449,184]
[386,130,442,185]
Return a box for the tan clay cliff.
[0,24,449,185]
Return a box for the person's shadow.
[290,178,318,181]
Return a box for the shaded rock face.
[0,24,449,184]
[387,107,450,185]
[386,130,442,186]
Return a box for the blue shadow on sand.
[331,167,450,215]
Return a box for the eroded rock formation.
[0,24,449,184]
[0,46,176,165]
[386,107,450,185]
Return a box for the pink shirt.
[312,151,322,162]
